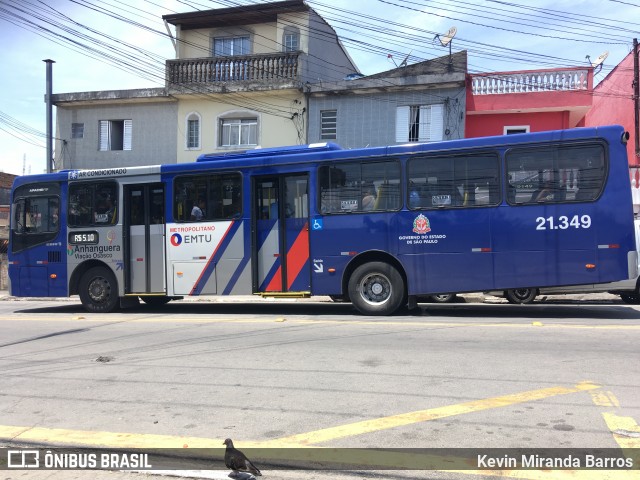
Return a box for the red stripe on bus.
[286,223,309,290]
[265,223,310,292]
[189,221,235,296]
[265,266,283,291]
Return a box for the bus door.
[253,174,310,293]
[124,183,165,294]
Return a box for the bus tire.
[79,266,120,313]
[428,293,457,303]
[348,262,405,315]
[505,288,538,304]
[619,292,640,304]
[140,296,172,306]
[329,295,347,303]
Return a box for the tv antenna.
[399,51,412,68]
[387,51,412,68]
[586,51,608,74]
[434,26,457,71]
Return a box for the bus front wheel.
[348,262,405,316]
[505,288,538,304]
[79,267,120,313]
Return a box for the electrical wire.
[1,0,638,153]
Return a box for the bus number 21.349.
[536,215,592,230]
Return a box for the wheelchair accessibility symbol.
[312,218,323,231]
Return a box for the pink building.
[466,58,640,210]
[466,67,594,138]
[585,51,637,167]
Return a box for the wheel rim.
[358,272,392,306]
[88,276,111,305]
[512,289,531,301]
[433,294,452,302]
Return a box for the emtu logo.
[170,233,182,246]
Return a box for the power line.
[1,0,637,152]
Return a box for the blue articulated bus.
[8,125,637,315]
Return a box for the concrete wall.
[55,101,178,169]
[175,10,356,84]
[306,10,357,83]
[0,173,16,205]
[466,111,572,138]
[179,23,282,58]
[175,90,305,163]
[308,88,466,149]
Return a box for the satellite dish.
[438,26,457,47]
[590,51,609,68]
[434,26,457,72]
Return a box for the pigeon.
[223,438,262,478]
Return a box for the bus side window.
[575,168,602,201]
[12,199,26,233]
[25,204,38,232]
[408,153,499,209]
[174,173,241,222]
[69,183,117,226]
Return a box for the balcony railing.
[471,69,590,95]
[167,52,299,86]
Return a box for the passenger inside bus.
[191,198,206,221]
[95,196,116,223]
[362,185,376,210]
[531,182,554,202]
[50,206,59,230]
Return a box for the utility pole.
[634,39,639,163]
[43,59,55,174]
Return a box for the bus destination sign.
[68,231,99,245]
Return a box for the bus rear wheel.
[348,262,405,316]
[79,266,120,313]
[505,288,538,304]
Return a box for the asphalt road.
[0,295,639,480]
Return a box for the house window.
[395,105,443,143]
[504,125,530,135]
[99,120,132,151]
[284,33,299,52]
[214,36,250,56]
[320,110,337,140]
[71,123,84,139]
[283,26,300,52]
[186,112,201,150]
[220,118,258,147]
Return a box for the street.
[0,295,639,479]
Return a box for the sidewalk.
[0,288,624,305]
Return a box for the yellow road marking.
[448,469,638,479]
[1,315,639,330]
[0,424,222,449]
[4,382,634,479]
[0,382,599,450]
[590,390,620,408]
[263,382,600,446]
[602,412,640,449]
[589,389,640,477]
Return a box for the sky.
[1,0,639,176]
